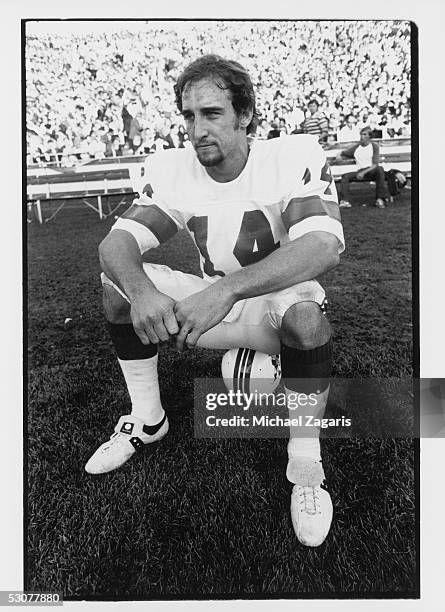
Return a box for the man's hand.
[130,287,179,345]
[356,170,367,180]
[173,284,236,350]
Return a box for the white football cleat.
[291,484,333,547]
[339,200,352,208]
[85,413,169,474]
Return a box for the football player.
[85,55,345,547]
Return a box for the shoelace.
[102,431,129,452]
[299,487,321,515]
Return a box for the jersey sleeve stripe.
[282,196,341,231]
[288,217,345,253]
[121,203,178,244]
[111,218,160,253]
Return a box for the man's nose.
[193,117,209,141]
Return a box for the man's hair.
[360,126,372,135]
[308,99,319,107]
[174,54,259,134]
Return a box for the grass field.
[27,185,417,598]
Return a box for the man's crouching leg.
[85,282,168,474]
[280,300,333,546]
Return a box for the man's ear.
[240,108,254,130]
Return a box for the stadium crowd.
[26,21,411,166]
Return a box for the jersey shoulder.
[144,147,197,179]
[245,135,327,201]
[142,147,202,200]
[253,134,322,162]
[251,135,325,182]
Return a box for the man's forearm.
[216,232,340,302]
[98,229,157,300]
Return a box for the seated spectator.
[121,142,134,157]
[278,117,288,135]
[164,124,182,148]
[177,124,188,147]
[328,112,341,141]
[254,118,269,139]
[128,112,143,149]
[336,126,389,209]
[337,114,361,142]
[88,131,106,159]
[289,103,305,130]
[267,122,281,139]
[109,135,123,157]
[152,130,169,152]
[300,99,329,144]
[104,128,116,157]
[131,133,145,155]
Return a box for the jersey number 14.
[187,210,280,277]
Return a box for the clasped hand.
[174,284,236,350]
[130,284,236,350]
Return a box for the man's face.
[308,102,318,115]
[181,78,249,168]
[360,131,371,145]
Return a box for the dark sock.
[280,339,332,394]
[107,323,158,360]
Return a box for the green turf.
[27,187,417,598]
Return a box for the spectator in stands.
[131,133,145,155]
[121,106,133,143]
[103,128,114,157]
[267,122,281,139]
[328,112,341,141]
[336,126,389,209]
[337,114,361,142]
[88,130,106,159]
[255,119,269,139]
[301,100,329,144]
[289,103,305,131]
[177,124,188,146]
[121,143,134,157]
[128,112,143,150]
[152,130,169,152]
[164,124,182,149]
[26,21,411,164]
[278,117,288,135]
[109,135,123,157]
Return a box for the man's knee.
[280,301,331,349]
[102,284,131,324]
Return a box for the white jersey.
[113,135,345,282]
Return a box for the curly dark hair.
[174,54,259,135]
